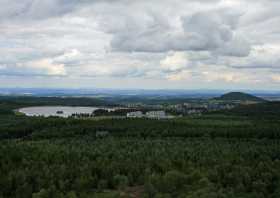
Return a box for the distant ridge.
[215,92,266,102]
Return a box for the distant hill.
[215,92,265,102]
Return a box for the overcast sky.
[0,0,280,90]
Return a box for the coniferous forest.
[1,97,280,198]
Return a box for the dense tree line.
[0,99,280,197]
[1,114,280,140]
[226,102,280,118]
[1,138,280,197]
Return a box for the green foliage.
[113,175,129,190]
[1,137,280,197]
[0,98,280,197]
[227,102,280,118]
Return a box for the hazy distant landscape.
[1,88,280,99]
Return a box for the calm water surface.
[18,106,113,118]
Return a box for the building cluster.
[126,103,165,110]
[146,111,167,119]
[127,110,171,119]
[206,103,236,111]
[71,112,95,118]
[126,111,143,118]
[169,102,236,115]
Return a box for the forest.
[0,97,280,197]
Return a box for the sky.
[0,0,280,90]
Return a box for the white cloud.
[54,49,83,65]
[0,0,280,89]
[226,44,280,69]
[272,75,280,83]
[21,58,66,76]
[160,52,189,72]
[166,70,191,81]
[202,71,245,83]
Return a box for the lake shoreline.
[17,106,117,118]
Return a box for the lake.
[18,106,114,118]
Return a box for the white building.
[126,111,144,118]
[145,111,166,119]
